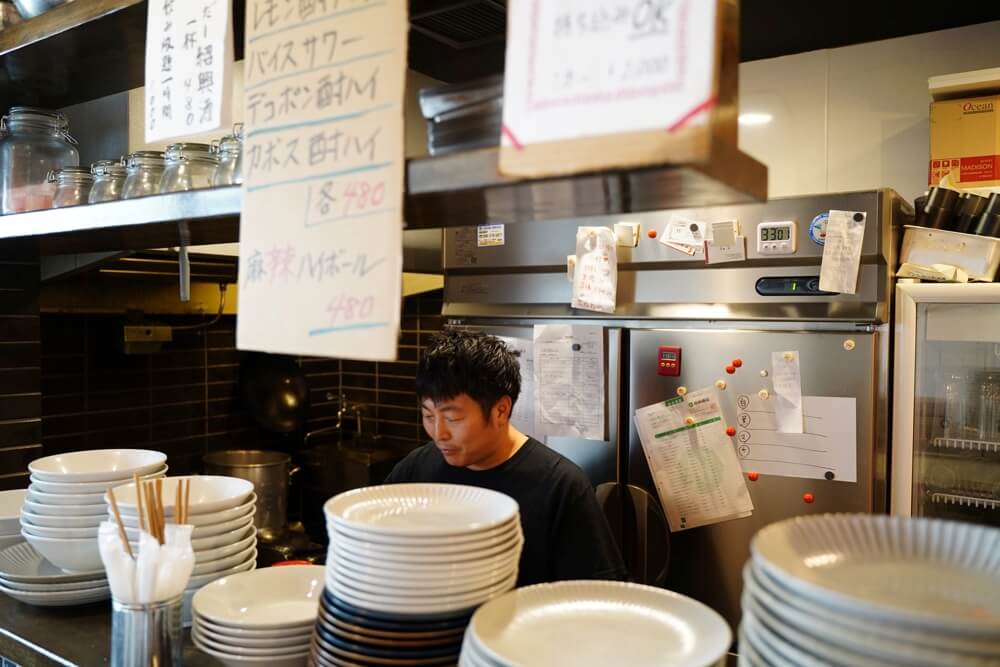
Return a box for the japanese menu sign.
[236,0,406,361]
[145,0,233,143]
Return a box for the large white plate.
[329,543,520,578]
[329,568,517,604]
[192,627,310,657]
[470,581,731,667]
[194,614,313,640]
[752,514,1000,636]
[331,557,517,592]
[0,542,104,584]
[193,622,311,648]
[331,515,520,547]
[0,581,110,606]
[328,571,516,616]
[740,612,799,667]
[29,449,166,483]
[747,561,1000,659]
[330,520,521,556]
[192,565,324,629]
[330,530,522,565]
[29,466,166,494]
[192,634,308,667]
[325,484,519,537]
[0,575,110,593]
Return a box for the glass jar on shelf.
[49,167,94,208]
[121,151,167,199]
[160,143,220,193]
[88,159,127,203]
[0,107,79,214]
[213,123,243,186]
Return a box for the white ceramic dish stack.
[191,565,323,667]
[459,580,732,667]
[19,449,167,576]
[0,541,110,606]
[739,514,1000,667]
[0,489,27,550]
[107,475,258,625]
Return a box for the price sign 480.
[309,178,387,225]
[326,293,375,325]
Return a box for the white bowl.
[191,527,255,552]
[192,565,324,629]
[20,523,98,540]
[0,490,27,533]
[21,533,102,573]
[192,543,257,576]
[124,513,255,542]
[29,466,167,494]
[111,476,253,515]
[191,638,306,667]
[29,449,167,483]
[194,531,256,563]
[20,510,105,529]
[21,498,105,517]
[188,554,257,589]
[193,615,313,640]
[194,621,311,648]
[27,487,106,506]
[116,496,256,527]
[192,627,310,657]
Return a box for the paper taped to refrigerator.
[770,351,804,434]
[533,325,605,441]
[635,388,754,532]
[571,227,618,314]
[734,394,857,482]
[497,336,536,437]
[819,210,867,294]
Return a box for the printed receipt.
[533,325,605,441]
[497,335,536,437]
[819,210,867,294]
[635,388,754,532]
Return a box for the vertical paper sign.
[533,324,605,441]
[819,210,867,295]
[572,227,617,314]
[498,336,536,437]
[237,0,406,361]
[500,0,719,176]
[145,0,233,143]
[770,351,804,434]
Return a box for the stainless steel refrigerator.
[442,189,911,635]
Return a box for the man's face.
[420,393,505,470]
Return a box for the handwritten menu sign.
[145,0,233,143]
[236,0,406,361]
[500,0,721,177]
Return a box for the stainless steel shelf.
[930,491,1000,511]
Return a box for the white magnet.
[676,386,688,397]
[614,221,641,248]
[843,339,856,351]
[566,255,576,282]
[783,351,795,362]
[716,380,727,390]
[760,370,769,378]
[758,389,770,400]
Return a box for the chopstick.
[181,479,191,525]
[134,473,145,533]
[107,487,134,559]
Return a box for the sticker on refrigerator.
[477,224,505,247]
[634,388,754,532]
[734,394,857,482]
[808,213,829,246]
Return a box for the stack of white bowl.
[20,449,167,574]
[0,489,27,550]
[192,565,324,667]
[107,475,258,624]
[740,514,1000,666]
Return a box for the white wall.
[738,20,1000,203]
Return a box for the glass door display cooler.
[893,282,1000,527]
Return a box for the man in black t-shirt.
[385,330,627,587]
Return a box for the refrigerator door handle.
[596,482,671,587]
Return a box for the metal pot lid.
[91,159,126,176]
[47,167,93,182]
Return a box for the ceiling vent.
[410,0,506,50]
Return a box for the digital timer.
[756,221,797,255]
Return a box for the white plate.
[20,510,105,528]
[29,466,167,494]
[27,486,106,506]
[752,514,1000,636]
[194,623,312,649]
[0,536,23,551]
[0,575,110,593]
[20,522,98,539]
[328,570,516,615]
[329,567,517,601]
[325,484,519,537]
[193,543,257,576]
[330,530,522,565]
[747,561,1000,659]
[330,522,522,558]
[736,626,765,667]
[110,476,254,515]
[29,449,167,483]
[192,564,324,629]
[330,544,520,578]
[740,612,799,667]
[470,581,731,667]
[194,615,313,641]
[0,580,110,606]
[116,495,257,528]
[332,558,517,592]
[192,627,310,657]
[21,533,101,573]
[0,490,27,532]
[191,634,308,667]
[332,515,521,547]
[0,542,104,583]
[21,498,105,517]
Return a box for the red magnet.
[732,358,743,368]
[748,471,759,482]
[726,426,736,437]
[803,492,815,504]
[647,229,658,239]
[725,365,736,375]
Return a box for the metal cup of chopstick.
[111,594,182,667]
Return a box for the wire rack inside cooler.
[929,491,1000,511]
[932,437,1000,455]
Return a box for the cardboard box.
[929,94,1000,188]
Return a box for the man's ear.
[493,395,512,424]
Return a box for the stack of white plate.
[0,490,27,550]
[20,449,167,574]
[460,580,732,667]
[0,541,110,606]
[740,514,1000,667]
[108,475,258,624]
[192,565,323,667]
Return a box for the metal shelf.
[930,491,1000,511]
[932,437,1000,454]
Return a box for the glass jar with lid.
[213,123,244,186]
[160,143,220,193]
[88,159,127,203]
[0,107,79,214]
[49,167,94,208]
[121,151,167,199]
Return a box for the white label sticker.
[477,224,505,247]
[770,351,804,434]
[819,210,866,294]
[705,236,746,265]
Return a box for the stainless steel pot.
[202,450,298,543]
[12,0,68,20]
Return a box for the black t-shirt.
[384,438,627,587]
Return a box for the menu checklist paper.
[145,0,233,143]
[533,325,605,442]
[635,389,753,532]
[237,0,406,361]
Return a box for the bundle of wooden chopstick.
[106,476,191,560]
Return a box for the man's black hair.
[416,329,521,421]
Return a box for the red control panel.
[657,346,681,376]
